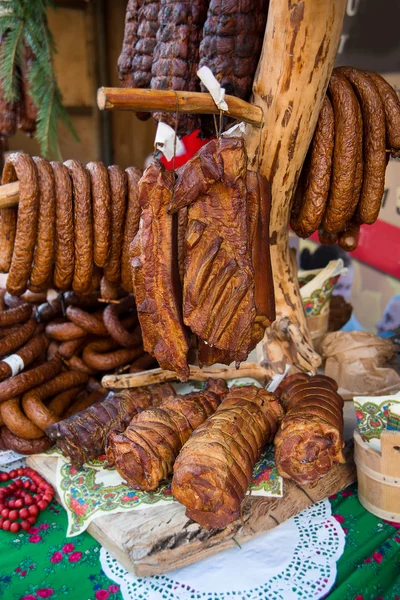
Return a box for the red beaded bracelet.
[0,468,54,533]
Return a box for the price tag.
[197,66,229,112]
[266,364,291,392]
[2,354,25,376]
[154,122,185,162]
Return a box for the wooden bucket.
[354,430,400,521]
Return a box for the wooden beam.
[245,0,347,372]
[97,87,263,127]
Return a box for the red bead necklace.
[0,468,54,533]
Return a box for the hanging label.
[197,66,229,112]
[154,122,185,162]
[222,122,248,138]
[2,354,25,377]
[266,364,291,393]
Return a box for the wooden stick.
[0,181,19,208]
[97,87,263,127]
[101,362,275,389]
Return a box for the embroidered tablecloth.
[1,481,400,600]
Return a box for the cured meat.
[170,138,256,363]
[29,157,56,291]
[46,384,176,468]
[322,71,363,234]
[172,385,283,528]
[199,0,268,101]
[121,167,142,293]
[247,170,275,346]
[130,161,190,380]
[367,72,400,150]
[132,0,160,88]
[106,379,228,491]
[274,374,345,485]
[130,0,160,120]
[2,153,39,295]
[118,0,141,87]
[151,0,209,135]
[290,97,335,238]
[337,67,386,226]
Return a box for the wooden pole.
[246,0,346,373]
[97,87,263,127]
[102,362,276,389]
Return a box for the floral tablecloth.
[0,483,399,600]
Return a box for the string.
[256,105,265,171]
[213,114,219,139]
[172,90,179,172]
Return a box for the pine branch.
[0,0,78,158]
[0,18,23,100]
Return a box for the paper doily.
[100,499,345,600]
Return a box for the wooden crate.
[354,430,400,521]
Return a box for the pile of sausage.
[0,152,142,297]
[291,68,400,251]
[0,288,156,455]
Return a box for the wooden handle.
[0,181,19,209]
[101,362,274,389]
[97,87,263,127]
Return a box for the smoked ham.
[106,378,228,491]
[46,384,175,468]
[274,374,345,485]
[170,137,275,364]
[130,161,190,380]
[172,385,283,529]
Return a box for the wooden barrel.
[354,430,400,521]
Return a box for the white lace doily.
[100,499,345,600]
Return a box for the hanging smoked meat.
[150,0,209,135]
[130,161,190,380]
[170,137,275,364]
[274,374,345,485]
[133,0,160,120]
[199,0,268,100]
[106,378,228,491]
[117,0,141,87]
[198,0,268,133]
[46,384,176,468]
[172,385,283,528]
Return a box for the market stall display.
[0,0,398,591]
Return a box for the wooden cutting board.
[27,443,356,577]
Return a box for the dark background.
[335,0,400,72]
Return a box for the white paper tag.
[197,66,229,112]
[222,122,248,138]
[266,364,291,393]
[2,354,25,376]
[154,122,185,162]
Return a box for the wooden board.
[27,443,356,577]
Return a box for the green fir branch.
[0,0,78,158]
[0,19,24,99]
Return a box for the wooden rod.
[97,87,263,127]
[101,362,275,389]
[0,181,19,208]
